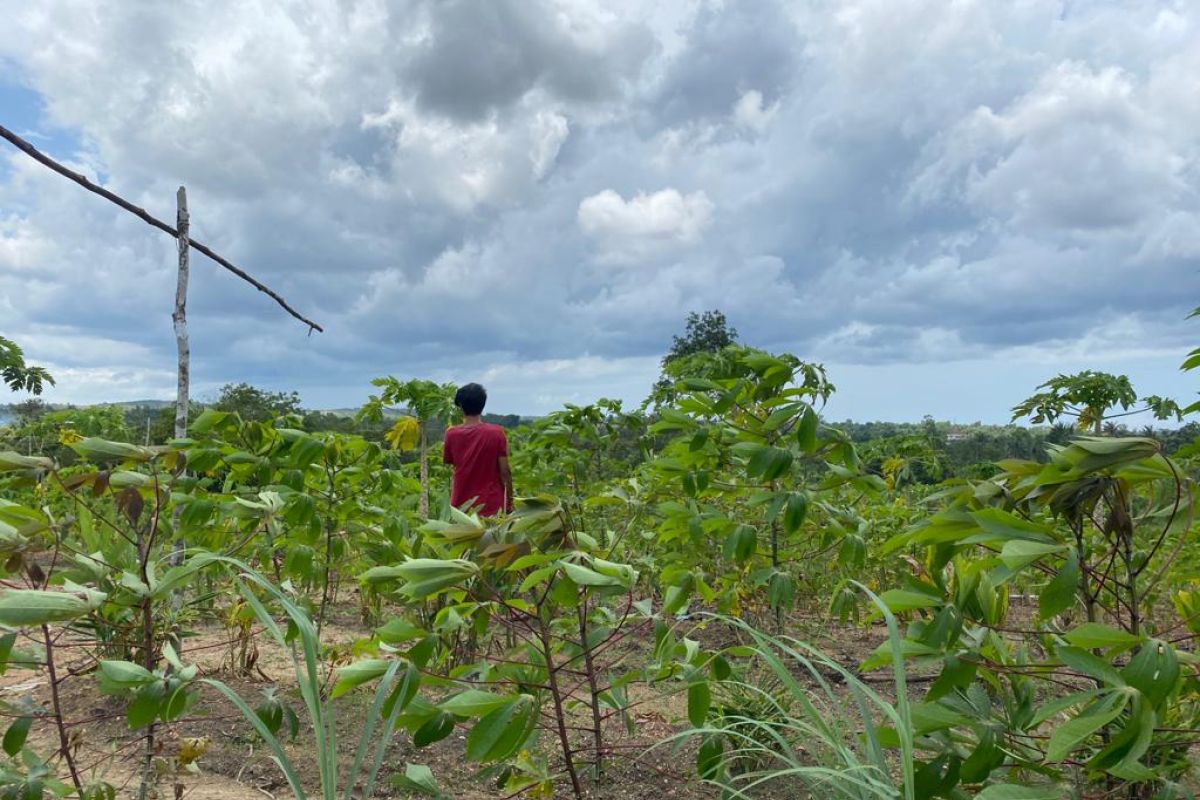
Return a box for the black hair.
[454,383,487,416]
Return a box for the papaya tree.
[0,335,53,395]
[1012,371,1181,434]
[361,378,458,517]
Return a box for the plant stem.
[576,599,605,780]
[540,618,583,799]
[43,624,85,798]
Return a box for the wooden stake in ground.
[173,186,190,439]
[171,187,189,576]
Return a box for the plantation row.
[0,342,1197,800]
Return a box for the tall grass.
[200,560,413,800]
[682,584,916,799]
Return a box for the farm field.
[1,334,1199,800]
[4,1,1200,797]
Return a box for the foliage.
[1012,371,1181,433]
[1,322,1198,800]
[213,382,302,422]
[0,336,54,396]
[202,562,420,800]
[651,310,739,405]
[361,377,458,517]
[646,345,877,621]
[352,496,684,798]
[870,436,1198,797]
[676,590,920,799]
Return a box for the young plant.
[647,345,877,623]
[353,496,664,800]
[201,560,423,800]
[672,586,929,800]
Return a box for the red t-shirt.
[443,423,509,516]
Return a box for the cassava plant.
[646,345,880,625]
[870,435,1198,798]
[348,495,703,799]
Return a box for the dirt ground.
[0,601,902,800]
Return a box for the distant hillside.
[104,399,174,409]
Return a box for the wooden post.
[169,188,189,594]
[173,187,189,439]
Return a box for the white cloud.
[732,90,777,133]
[577,188,714,263]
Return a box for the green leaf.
[662,572,695,616]
[697,734,723,780]
[747,445,793,481]
[189,409,230,434]
[438,689,513,718]
[999,539,1065,570]
[1063,623,1142,651]
[1057,647,1125,688]
[391,763,443,797]
[911,701,972,735]
[70,438,157,463]
[2,716,31,757]
[0,633,16,674]
[969,507,1056,542]
[1039,550,1079,619]
[0,452,54,472]
[377,619,427,644]
[1028,689,1103,728]
[927,654,977,702]
[332,659,391,699]
[878,589,942,613]
[97,660,157,693]
[127,684,164,729]
[795,406,818,452]
[767,571,794,611]
[722,526,756,564]
[0,589,102,627]
[1121,640,1179,710]
[413,712,456,747]
[1094,693,1155,779]
[1045,691,1128,762]
[782,493,808,535]
[380,558,479,599]
[559,561,622,588]
[465,696,534,762]
[687,682,710,727]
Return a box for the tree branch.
[0,124,323,333]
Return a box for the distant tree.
[1011,370,1181,434]
[650,310,739,404]
[1,335,54,395]
[12,398,50,424]
[665,310,738,364]
[213,382,302,422]
[302,410,358,434]
[123,405,179,444]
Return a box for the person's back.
[443,383,512,516]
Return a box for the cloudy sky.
[1,0,1197,422]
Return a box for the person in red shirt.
[442,383,513,516]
